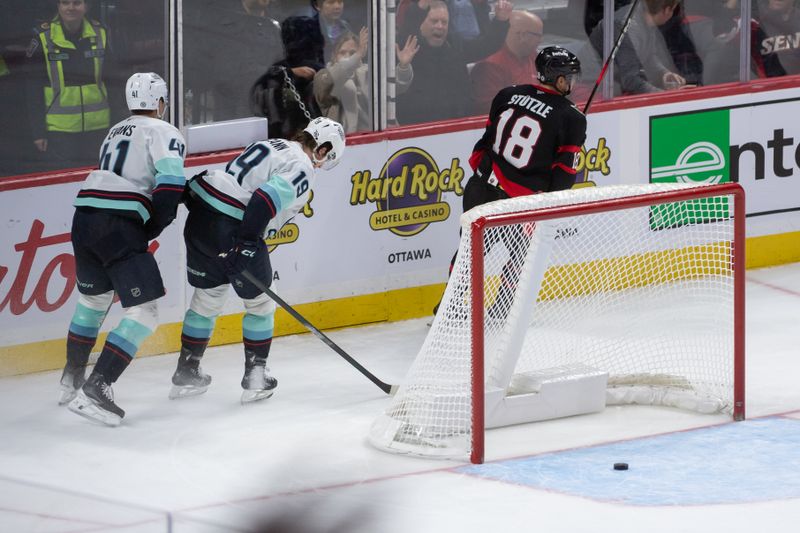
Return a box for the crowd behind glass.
[1,0,799,177]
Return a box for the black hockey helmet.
[536,46,581,87]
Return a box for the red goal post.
[370,182,745,464]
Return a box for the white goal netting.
[369,183,744,461]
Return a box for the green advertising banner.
[649,109,732,229]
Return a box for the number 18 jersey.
[471,84,587,197]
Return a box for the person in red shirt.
[469,10,543,114]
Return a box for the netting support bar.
[733,185,746,421]
[470,217,487,465]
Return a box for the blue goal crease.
[456,417,800,506]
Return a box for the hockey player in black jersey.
[434,45,587,317]
[468,45,586,212]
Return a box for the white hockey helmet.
[125,72,168,112]
[303,117,346,170]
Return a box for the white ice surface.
[1,263,800,532]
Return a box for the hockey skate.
[68,373,125,427]
[169,350,212,400]
[240,362,277,404]
[58,363,87,405]
[426,301,441,328]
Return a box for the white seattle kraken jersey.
[74,115,187,222]
[189,138,316,238]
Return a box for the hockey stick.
[236,269,398,395]
[583,0,642,114]
[199,240,397,395]
[191,239,397,394]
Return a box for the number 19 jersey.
[471,84,587,196]
[189,138,316,239]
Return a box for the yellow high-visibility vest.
[37,18,110,133]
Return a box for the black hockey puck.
[613,462,629,471]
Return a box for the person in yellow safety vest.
[26,0,117,170]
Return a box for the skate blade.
[240,389,275,404]
[169,384,210,400]
[67,392,122,427]
[58,386,78,406]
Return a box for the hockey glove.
[144,218,169,241]
[223,240,260,275]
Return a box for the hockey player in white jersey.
[172,117,345,403]
[61,72,186,426]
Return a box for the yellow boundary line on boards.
[1,232,799,378]
[0,284,443,377]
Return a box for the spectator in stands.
[251,15,324,138]
[688,0,786,84]
[660,1,703,86]
[396,0,512,124]
[588,0,689,94]
[447,0,483,42]
[470,10,543,114]
[398,0,498,44]
[25,0,121,169]
[311,0,354,61]
[0,1,37,176]
[708,0,741,31]
[584,0,629,36]
[757,0,800,74]
[211,0,283,122]
[314,28,418,132]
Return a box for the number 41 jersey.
[471,84,587,197]
[75,115,187,224]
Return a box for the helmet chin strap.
[156,99,167,119]
[311,145,337,169]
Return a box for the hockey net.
[369,182,745,463]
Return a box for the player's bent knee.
[78,290,114,312]
[190,285,229,317]
[243,292,275,317]
[124,301,159,334]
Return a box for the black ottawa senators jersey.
[470,84,587,196]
